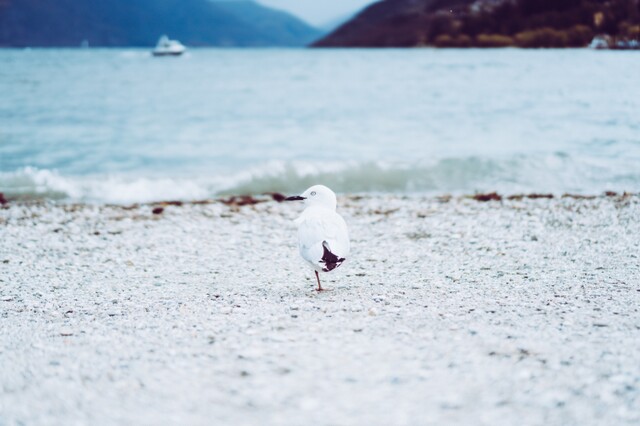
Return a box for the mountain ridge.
[0,0,322,47]
[313,0,640,48]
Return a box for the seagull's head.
[285,184,337,210]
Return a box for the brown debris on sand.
[507,193,554,200]
[562,194,597,200]
[473,192,502,202]
[155,201,183,207]
[371,208,400,216]
[219,195,266,207]
[265,192,287,202]
[190,200,216,205]
[527,193,554,199]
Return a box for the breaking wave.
[1,153,638,203]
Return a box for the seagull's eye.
[310,191,316,196]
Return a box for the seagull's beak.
[284,195,306,201]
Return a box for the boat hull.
[152,50,185,57]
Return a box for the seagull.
[285,185,350,291]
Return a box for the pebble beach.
[1,194,639,425]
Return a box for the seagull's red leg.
[315,270,323,292]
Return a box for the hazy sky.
[256,0,375,27]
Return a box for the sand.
[1,194,639,425]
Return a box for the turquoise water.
[1,48,638,202]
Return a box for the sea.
[1,48,638,203]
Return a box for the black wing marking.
[320,241,345,272]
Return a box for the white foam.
[1,153,638,204]
[0,168,210,204]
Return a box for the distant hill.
[0,0,322,47]
[313,0,640,47]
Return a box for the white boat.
[152,35,186,56]
[588,36,609,50]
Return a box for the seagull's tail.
[320,241,345,272]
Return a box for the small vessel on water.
[152,35,186,56]
[612,38,640,50]
[588,36,609,49]
[589,35,640,50]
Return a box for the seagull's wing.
[297,209,349,271]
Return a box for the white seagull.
[285,185,350,291]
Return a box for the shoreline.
[1,190,636,208]
[2,194,639,425]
